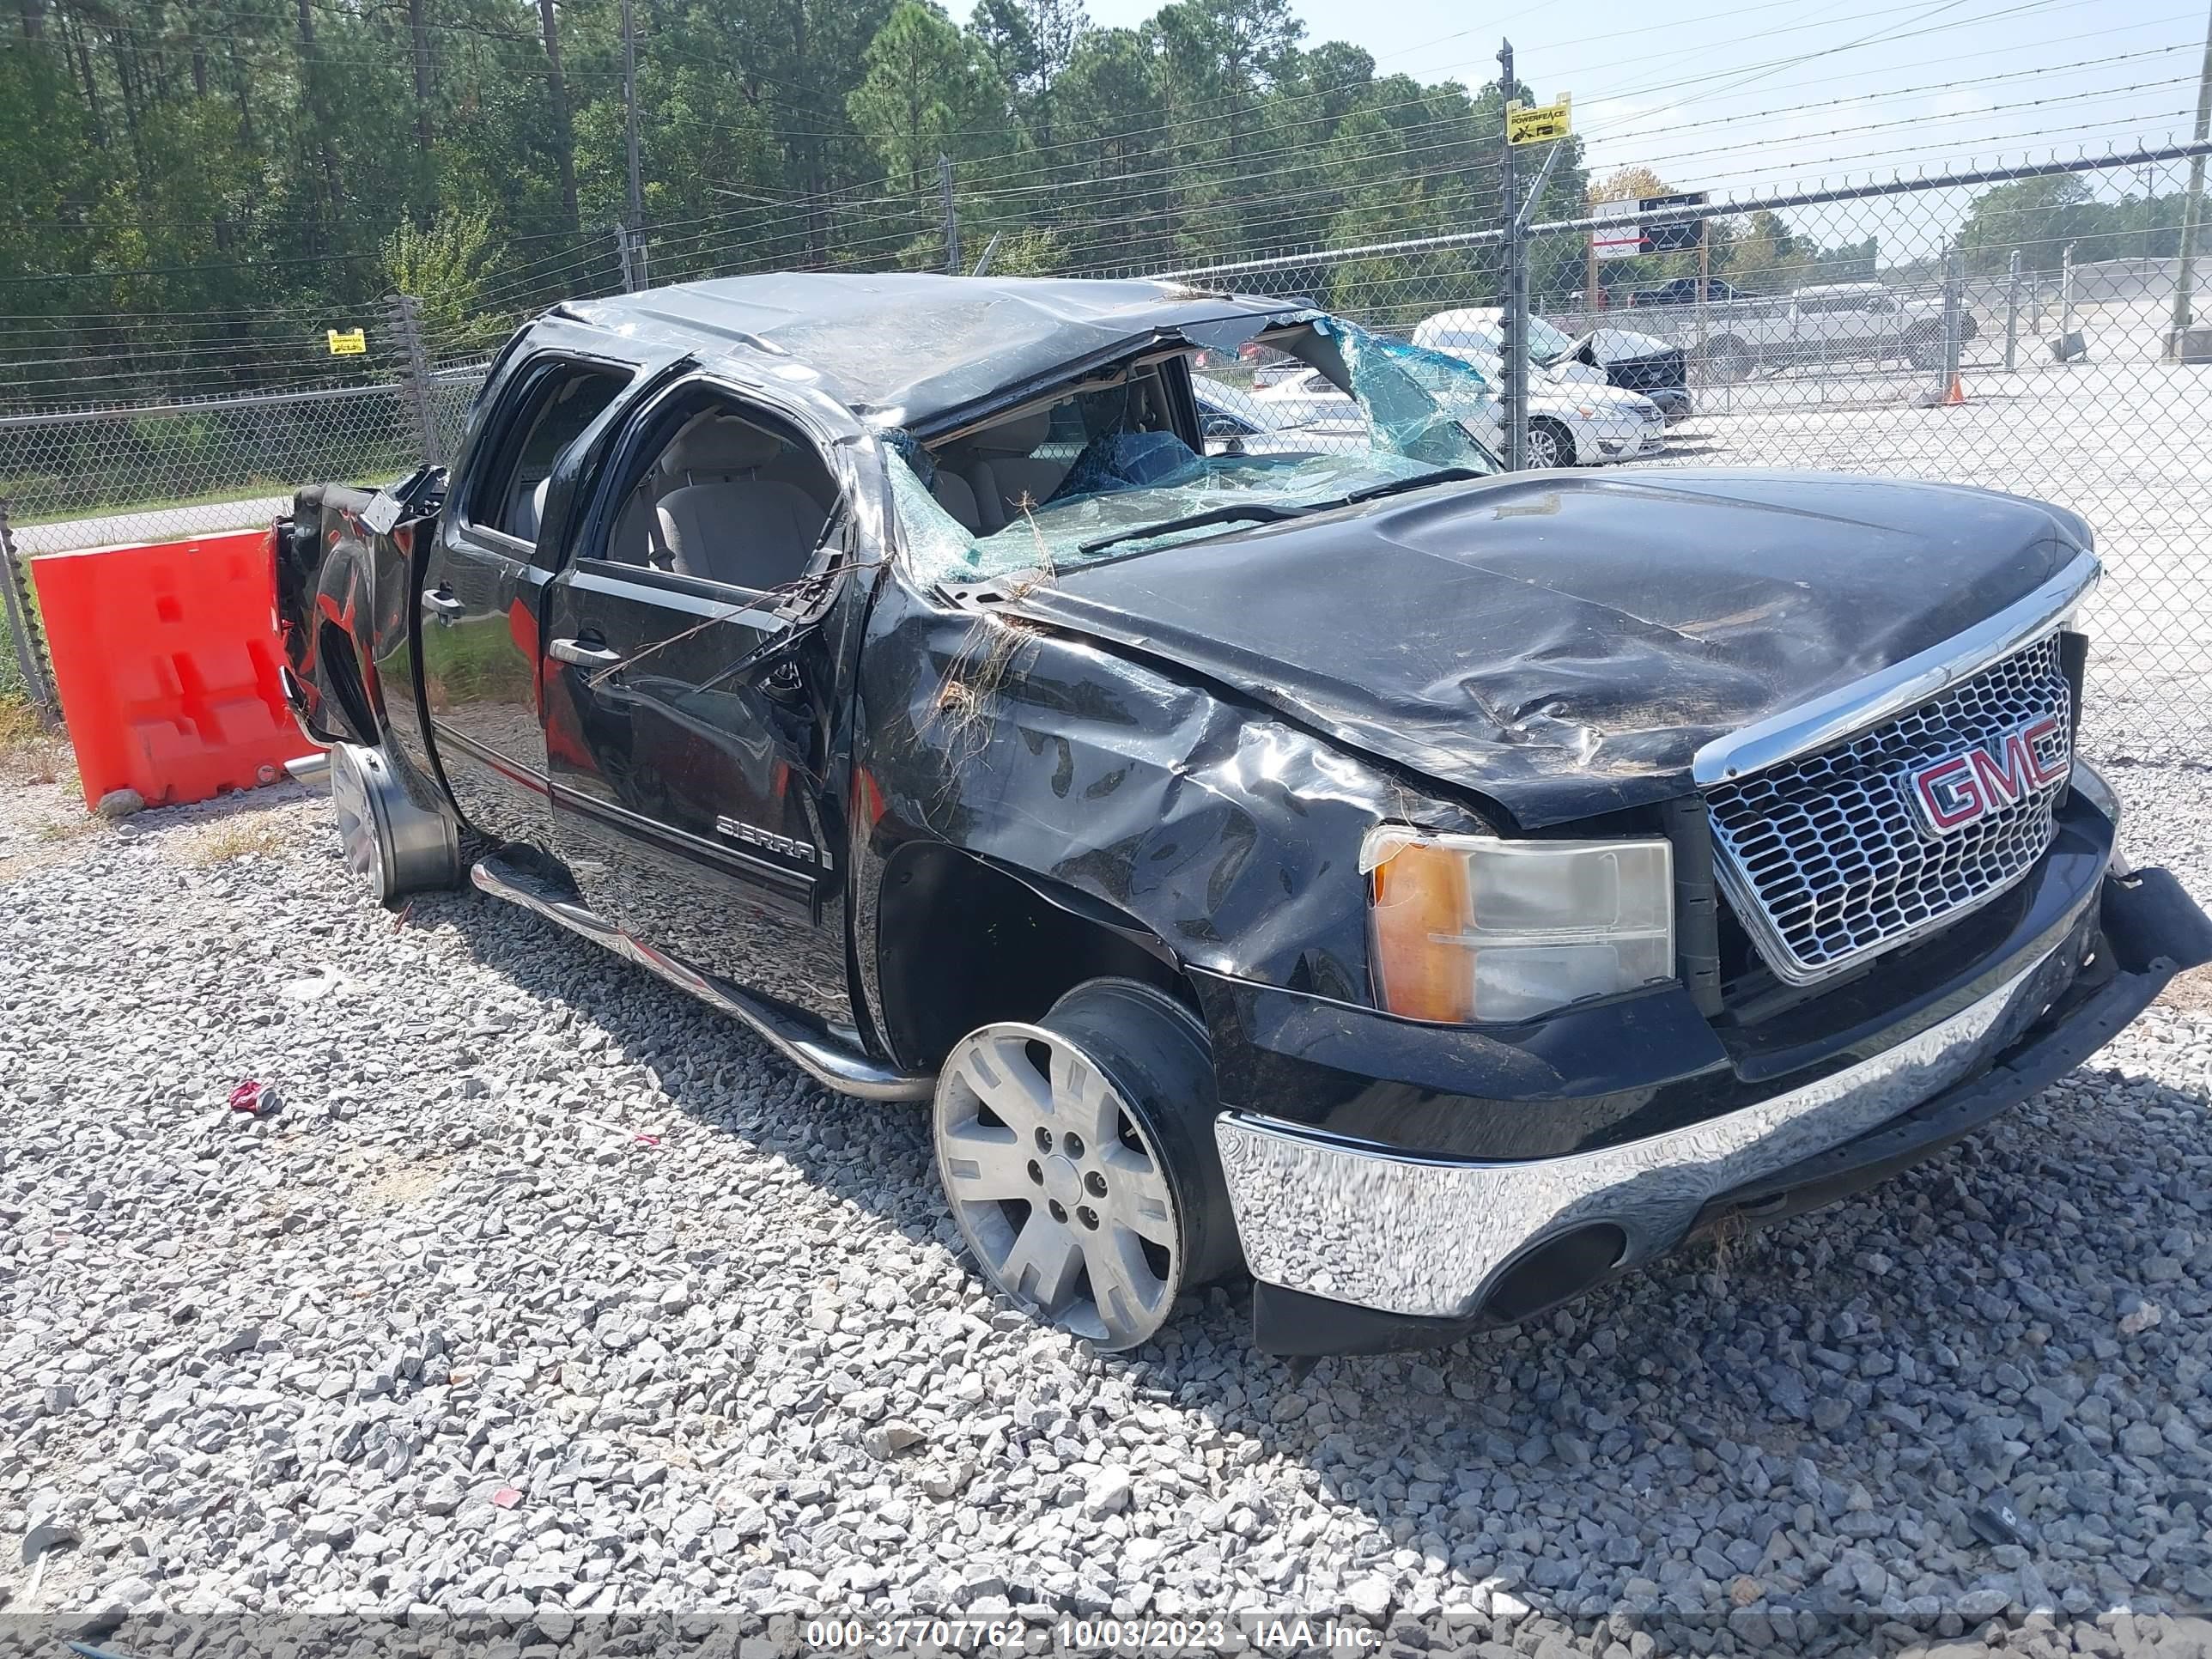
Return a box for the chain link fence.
[4,143,2209,756]
[1162,144,2212,750]
[0,368,489,559]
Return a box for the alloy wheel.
[329,742,392,901]
[934,1022,1183,1349]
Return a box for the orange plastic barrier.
[31,526,298,812]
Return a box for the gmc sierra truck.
[275,272,2210,1357]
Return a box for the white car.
[1193,378,1368,457]
[1248,358,1663,470]
[1414,307,1694,424]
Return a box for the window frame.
[456,352,636,553]
[572,372,854,604]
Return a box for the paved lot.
[2,701,2209,1658]
[1625,345,2212,708]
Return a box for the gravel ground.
[3,719,2210,1659]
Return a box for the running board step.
[470,852,933,1102]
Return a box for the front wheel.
[933,978,1241,1350]
[1905,328,1943,371]
[1525,418,1572,470]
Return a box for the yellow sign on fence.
[327,327,367,356]
[1505,95,1571,146]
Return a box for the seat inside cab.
[927,369,1188,535]
[607,408,839,592]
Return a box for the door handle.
[548,636,625,668]
[421,587,464,617]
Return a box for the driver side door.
[539,380,854,1024]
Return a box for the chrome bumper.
[1212,950,2054,1320]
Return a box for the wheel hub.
[1040,1153,1083,1206]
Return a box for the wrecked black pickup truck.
[276,273,2212,1357]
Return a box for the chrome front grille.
[1704,633,2073,985]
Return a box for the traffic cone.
[1942,373,1966,405]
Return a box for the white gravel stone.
[0,743,2208,1656]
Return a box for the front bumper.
[1218,862,2211,1356]
[1588,416,1667,460]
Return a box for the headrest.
[663,416,783,477]
[969,407,1052,455]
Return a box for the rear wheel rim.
[329,744,388,898]
[1528,425,1564,468]
[935,1024,1182,1350]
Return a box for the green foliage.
[2,0,1594,404]
[384,208,505,349]
[1951,173,2184,274]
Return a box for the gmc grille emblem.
[1905,714,2069,837]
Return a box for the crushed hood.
[994,469,2090,828]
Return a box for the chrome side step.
[469,853,934,1103]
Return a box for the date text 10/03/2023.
[804,1617,1385,1651]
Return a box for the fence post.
[0,500,62,730]
[614,222,636,293]
[2004,248,2021,371]
[2061,241,2077,356]
[1942,246,1964,396]
[1496,40,1525,472]
[384,293,444,468]
[939,152,961,276]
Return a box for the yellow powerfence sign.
[1506,95,1571,147]
[327,327,367,356]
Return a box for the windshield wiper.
[1078,502,1302,556]
[1337,466,1490,507]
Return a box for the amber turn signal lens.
[1370,839,1474,1024]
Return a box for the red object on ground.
[228,1079,281,1115]
[30,527,296,812]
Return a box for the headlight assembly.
[1364,828,1675,1024]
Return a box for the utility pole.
[1498,38,1524,471]
[939,153,961,276]
[622,0,647,290]
[2168,0,2212,354]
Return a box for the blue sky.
[1082,0,2209,204]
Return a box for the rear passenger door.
[419,356,629,846]
[538,379,854,1024]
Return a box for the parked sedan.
[1247,362,1663,470]
[1412,307,1692,425]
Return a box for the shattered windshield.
[890,315,1503,584]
